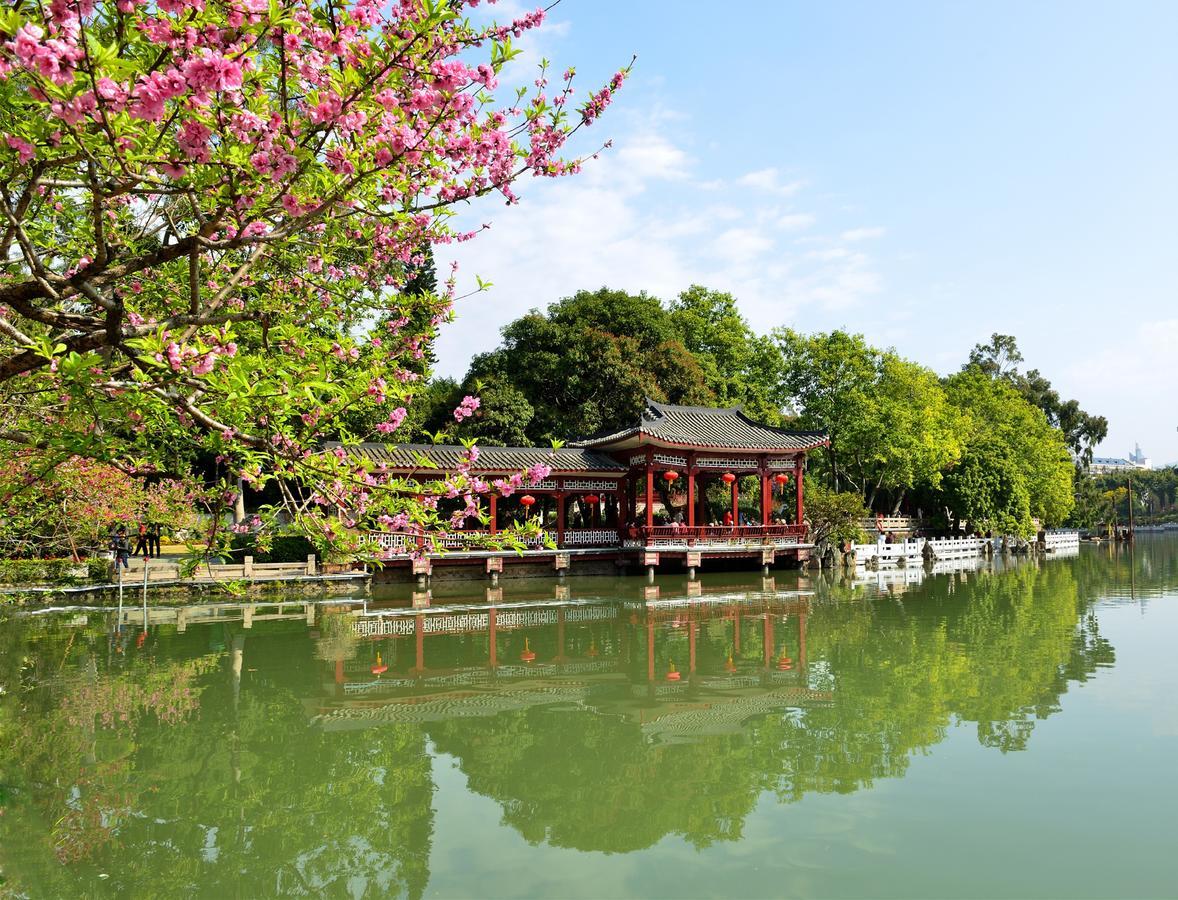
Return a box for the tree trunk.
[233,476,246,525]
[891,488,907,516]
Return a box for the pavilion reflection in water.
[311,582,833,741]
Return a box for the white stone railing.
[852,537,983,567]
[1043,530,1080,550]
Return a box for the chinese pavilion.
[344,400,829,574]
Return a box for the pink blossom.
[5,135,34,164]
[374,406,407,434]
[453,394,480,422]
[182,52,244,93]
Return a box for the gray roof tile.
[332,443,626,474]
[573,400,828,451]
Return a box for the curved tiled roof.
[572,400,828,452]
[332,443,626,474]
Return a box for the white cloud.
[432,111,885,378]
[612,132,691,184]
[841,226,887,241]
[736,167,806,197]
[779,213,816,231]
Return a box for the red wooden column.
[762,614,774,669]
[731,478,739,526]
[689,621,697,673]
[687,471,696,528]
[489,494,498,535]
[645,463,655,529]
[556,491,566,548]
[488,607,498,669]
[414,614,425,672]
[415,494,425,551]
[556,608,566,662]
[647,618,655,682]
[795,454,805,525]
[760,468,771,526]
[798,609,807,670]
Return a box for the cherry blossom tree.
[0,0,628,556]
[0,452,199,557]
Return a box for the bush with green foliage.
[230,533,317,564]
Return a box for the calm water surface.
[2,538,1177,898]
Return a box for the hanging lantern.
[520,637,536,662]
[584,494,600,505]
[587,640,599,658]
[777,647,793,671]
[663,470,679,483]
[371,652,388,676]
[774,473,789,486]
[724,653,737,674]
[666,661,681,682]
[721,472,737,485]
[519,494,536,509]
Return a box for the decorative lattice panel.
[697,456,758,469]
[767,458,798,470]
[352,616,415,637]
[653,453,688,467]
[497,610,560,628]
[564,605,619,623]
[629,454,647,467]
[563,479,622,491]
[562,530,621,546]
[423,613,491,634]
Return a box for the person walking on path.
[148,523,162,558]
[111,527,131,572]
[132,521,149,559]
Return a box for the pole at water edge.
[1128,472,1135,542]
[142,560,149,628]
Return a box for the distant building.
[1090,444,1152,475]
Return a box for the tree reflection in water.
[0,541,1155,896]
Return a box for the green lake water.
[2,537,1177,898]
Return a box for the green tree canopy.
[942,369,1075,533]
[464,288,714,444]
[772,329,961,512]
[966,334,1108,463]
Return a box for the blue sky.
[436,0,1178,464]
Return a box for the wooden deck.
[117,599,317,631]
[116,554,320,583]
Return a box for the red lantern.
[584,494,600,505]
[519,494,536,508]
[721,472,737,485]
[774,473,789,486]
[371,652,388,676]
[520,637,536,663]
[666,662,681,682]
[663,470,679,482]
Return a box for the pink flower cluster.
[453,395,480,422]
[375,406,408,434]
